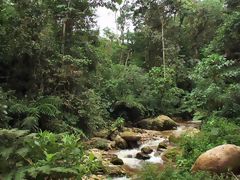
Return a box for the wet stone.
[135,152,151,160]
[110,157,124,165]
[141,146,153,154]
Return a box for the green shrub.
[0,129,100,179]
[186,54,240,119]
[97,64,149,109]
[146,66,185,115]
[110,117,125,131]
[96,64,185,118]
[67,89,109,134]
[95,64,149,120]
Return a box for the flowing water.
[112,176,130,180]
[110,121,201,179]
[114,137,165,169]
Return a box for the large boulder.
[136,115,177,131]
[94,129,110,139]
[114,135,128,149]
[191,144,240,174]
[120,131,141,141]
[120,131,141,148]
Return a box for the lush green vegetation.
[0,129,100,179]
[137,165,230,180]
[0,0,240,178]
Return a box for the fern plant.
[8,96,62,131]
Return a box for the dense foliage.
[0,129,100,179]
[185,54,240,120]
[0,0,240,178]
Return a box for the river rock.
[109,129,119,141]
[136,152,151,160]
[82,175,106,180]
[110,156,124,165]
[157,142,167,151]
[136,115,177,131]
[94,129,110,139]
[103,163,126,176]
[120,131,141,148]
[127,154,133,158]
[141,146,153,154]
[85,137,112,151]
[120,131,141,141]
[191,144,240,173]
[114,135,128,149]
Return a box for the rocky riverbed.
[84,116,202,180]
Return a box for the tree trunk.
[161,17,166,79]
[61,0,72,55]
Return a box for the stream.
[114,137,165,169]
[110,121,201,180]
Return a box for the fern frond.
[9,103,28,114]
[37,104,60,117]
[21,116,39,131]
[0,128,30,138]
[26,165,51,178]
[16,147,30,158]
[27,107,40,118]
[14,168,28,180]
[50,167,78,176]
[37,96,62,108]
[0,147,14,159]
[3,171,14,180]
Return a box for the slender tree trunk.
[61,19,66,55]
[125,49,131,67]
[61,0,71,55]
[161,17,166,79]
